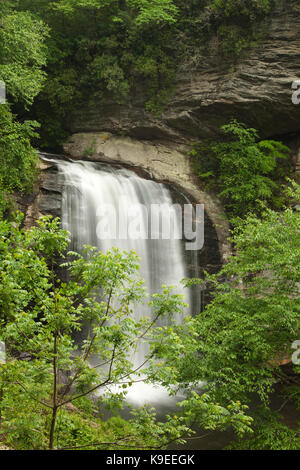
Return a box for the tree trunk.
[49,333,58,450]
[49,406,57,450]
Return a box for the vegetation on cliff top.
[0,0,278,208]
[0,2,49,215]
[0,0,275,149]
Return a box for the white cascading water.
[49,158,200,407]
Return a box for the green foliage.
[0,2,48,214]
[174,0,273,60]
[177,185,300,448]
[190,120,290,219]
[49,0,179,25]
[0,106,39,216]
[210,0,271,18]
[227,407,300,450]
[0,215,250,449]
[128,0,178,26]
[86,55,130,103]
[11,0,180,147]
[210,0,273,57]
[0,9,49,106]
[216,24,256,57]
[135,45,175,116]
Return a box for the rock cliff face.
[16,159,62,230]
[68,1,300,144]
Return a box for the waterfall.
[48,158,201,407]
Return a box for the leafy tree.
[0,2,48,215]
[165,182,300,449]
[12,0,178,147]
[127,0,178,26]
[210,0,272,18]
[49,0,178,26]
[208,0,273,57]
[190,120,290,219]
[0,8,49,106]
[0,106,39,217]
[0,215,252,450]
